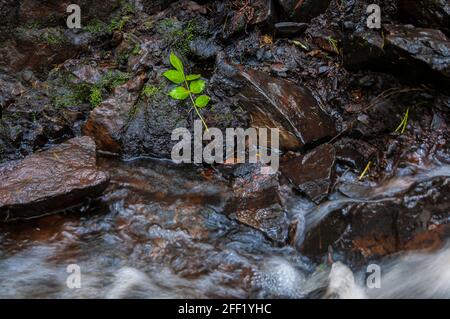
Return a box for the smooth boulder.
[0,136,109,221]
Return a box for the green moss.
[85,19,108,36]
[42,29,65,47]
[121,1,135,14]
[141,84,160,98]
[143,18,154,31]
[109,16,131,32]
[53,82,92,109]
[157,18,201,55]
[116,52,130,66]
[24,21,40,30]
[89,87,103,108]
[100,70,130,89]
[132,43,141,56]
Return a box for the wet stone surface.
[281,144,336,203]
[0,137,109,221]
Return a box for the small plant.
[327,36,340,54]
[163,53,210,130]
[292,39,309,51]
[395,107,409,134]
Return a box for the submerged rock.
[225,163,289,244]
[0,136,109,221]
[281,144,336,203]
[301,175,450,264]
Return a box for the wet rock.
[385,25,450,78]
[0,27,89,76]
[344,25,450,85]
[141,0,179,14]
[398,0,450,36]
[222,0,276,39]
[225,163,289,244]
[83,74,146,154]
[0,136,109,221]
[17,0,120,27]
[302,176,450,264]
[190,38,221,60]
[0,82,89,163]
[274,22,308,38]
[334,138,377,169]
[277,0,332,23]
[217,61,336,150]
[281,144,336,203]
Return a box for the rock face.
[0,136,109,221]
[277,0,332,23]
[225,163,289,244]
[344,25,450,84]
[281,144,335,203]
[219,61,336,150]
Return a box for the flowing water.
[0,157,449,298]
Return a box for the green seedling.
[359,161,372,180]
[395,107,409,134]
[292,40,309,51]
[163,53,211,130]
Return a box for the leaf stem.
[184,77,209,131]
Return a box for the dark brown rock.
[83,74,146,154]
[344,25,450,84]
[0,136,109,221]
[228,64,336,150]
[281,144,335,203]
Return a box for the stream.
[1,157,449,298]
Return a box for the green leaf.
[170,53,184,74]
[195,95,210,108]
[186,74,201,81]
[190,80,205,94]
[163,70,185,84]
[169,86,189,100]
